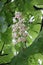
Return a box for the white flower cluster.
[12,11,33,45]
[15,11,22,20]
[12,12,28,45]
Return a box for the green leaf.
[34,5,43,8]
[1,23,7,33]
[0,27,14,64]
[1,26,12,44]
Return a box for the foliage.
[0,0,43,65]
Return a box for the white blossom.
[17,37,21,42]
[15,11,22,20]
[12,33,17,38]
[12,11,30,44]
[13,17,16,23]
[38,59,42,65]
[25,31,28,34]
[13,51,19,56]
[12,39,17,45]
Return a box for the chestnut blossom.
[12,39,17,45]
[12,11,31,45]
[15,11,22,20]
[13,17,16,23]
